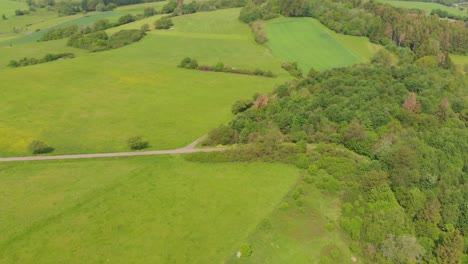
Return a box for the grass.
[227,182,354,264]
[451,54,468,74]
[0,8,286,156]
[382,0,468,17]
[265,17,381,71]
[0,155,300,263]
[0,0,29,17]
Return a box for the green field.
[0,156,300,262]
[265,17,381,71]
[0,0,29,17]
[0,8,286,157]
[382,0,467,17]
[452,54,468,73]
[229,186,354,263]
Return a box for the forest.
[203,50,467,262]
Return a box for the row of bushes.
[161,0,246,16]
[67,29,145,51]
[178,58,276,78]
[251,20,267,44]
[40,7,158,42]
[27,136,150,154]
[8,53,75,68]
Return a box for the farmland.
[382,0,467,17]
[265,17,381,71]
[0,156,300,262]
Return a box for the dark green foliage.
[127,136,149,150]
[239,1,278,23]
[281,62,302,78]
[232,100,253,114]
[161,0,177,13]
[107,29,145,49]
[178,57,198,69]
[39,25,79,41]
[203,60,467,262]
[178,58,276,78]
[67,31,109,51]
[2,14,6,20]
[118,14,135,25]
[8,53,75,68]
[15,9,30,16]
[240,244,252,257]
[143,7,156,17]
[154,17,173,29]
[67,30,145,51]
[28,140,54,154]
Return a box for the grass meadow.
[0,8,286,156]
[0,156,300,263]
[0,0,29,17]
[228,180,354,264]
[382,0,467,17]
[265,17,381,71]
[451,54,468,73]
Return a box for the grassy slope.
[0,1,169,45]
[452,54,468,73]
[382,0,467,17]
[0,8,286,156]
[228,182,354,264]
[0,0,29,17]
[0,156,300,263]
[265,17,381,71]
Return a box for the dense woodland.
[204,51,468,262]
[240,0,468,65]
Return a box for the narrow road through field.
[0,136,227,163]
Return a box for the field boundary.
[0,136,228,162]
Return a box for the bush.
[161,0,177,14]
[232,99,253,114]
[8,53,75,68]
[251,20,267,44]
[214,62,224,72]
[127,136,149,150]
[178,57,198,69]
[240,244,252,257]
[143,7,156,17]
[281,62,303,78]
[39,25,79,41]
[118,14,135,25]
[107,30,146,49]
[28,140,54,154]
[154,17,173,29]
[67,31,109,51]
[140,23,150,32]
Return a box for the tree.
[381,235,425,263]
[28,140,54,154]
[402,92,421,114]
[436,230,463,264]
[154,17,173,29]
[143,7,156,17]
[2,14,6,20]
[127,136,149,150]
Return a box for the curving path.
[0,136,227,163]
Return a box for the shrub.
[39,25,79,41]
[28,140,54,154]
[178,57,198,69]
[7,53,75,67]
[107,30,145,49]
[240,244,252,257]
[143,7,156,17]
[118,14,135,25]
[140,23,150,32]
[67,31,109,51]
[127,136,149,150]
[232,99,253,114]
[214,62,224,72]
[281,62,303,78]
[251,20,267,44]
[161,0,177,14]
[2,14,7,20]
[155,17,173,29]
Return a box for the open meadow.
[0,8,286,157]
[382,0,467,17]
[265,17,381,71]
[0,156,300,262]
